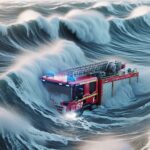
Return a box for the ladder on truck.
[61,60,139,99]
[61,61,109,77]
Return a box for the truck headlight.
[64,112,77,120]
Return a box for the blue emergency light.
[67,75,76,82]
[45,71,55,77]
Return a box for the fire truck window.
[89,82,96,94]
[45,83,72,102]
[73,85,84,100]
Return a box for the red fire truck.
[41,61,139,116]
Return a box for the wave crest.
[62,10,111,44]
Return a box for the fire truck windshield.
[45,83,72,102]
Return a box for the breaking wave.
[0,1,150,150]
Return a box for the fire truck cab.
[41,61,139,116]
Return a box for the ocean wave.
[0,2,150,150]
[0,9,110,51]
[61,9,110,44]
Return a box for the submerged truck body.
[41,61,139,115]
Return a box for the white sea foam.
[80,137,133,150]
[128,6,150,19]
[17,10,41,23]
[141,132,150,150]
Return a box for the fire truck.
[41,61,139,116]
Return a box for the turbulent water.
[0,0,150,150]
